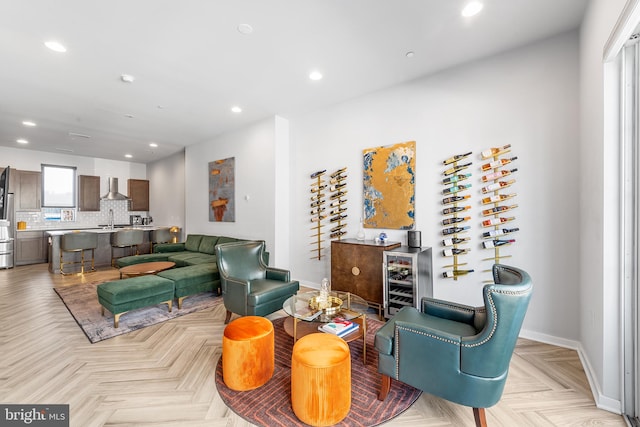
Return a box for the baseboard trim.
[520,328,622,415]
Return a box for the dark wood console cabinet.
[331,239,401,313]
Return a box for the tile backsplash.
[15,200,149,230]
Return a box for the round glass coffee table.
[282,290,369,363]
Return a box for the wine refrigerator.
[382,246,433,318]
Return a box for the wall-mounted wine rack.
[479,144,519,282]
[310,169,327,260]
[441,152,473,280]
[328,167,348,240]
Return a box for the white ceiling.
[0,0,588,164]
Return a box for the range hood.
[102,177,129,200]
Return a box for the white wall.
[579,0,628,412]
[289,31,581,340]
[0,146,146,183]
[184,117,280,259]
[147,150,185,236]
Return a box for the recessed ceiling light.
[44,40,67,53]
[149,142,158,148]
[124,114,134,119]
[125,154,133,158]
[22,120,36,127]
[309,71,323,81]
[237,24,254,35]
[120,74,135,83]
[231,106,242,113]
[462,1,483,17]
[406,51,415,58]
[16,139,28,144]
[68,132,91,139]
[55,147,74,152]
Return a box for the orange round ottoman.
[291,332,351,426]
[222,316,274,391]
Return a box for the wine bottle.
[442,216,471,226]
[442,183,472,195]
[481,168,517,182]
[329,182,346,192]
[482,204,518,216]
[310,169,326,178]
[442,225,470,235]
[330,190,347,200]
[442,269,475,278]
[442,173,472,185]
[310,215,326,222]
[442,205,471,215]
[481,193,515,205]
[310,207,326,215]
[310,199,325,208]
[329,207,347,215]
[482,227,519,238]
[480,144,511,159]
[443,151,472,165]
[330,214,347,222]
[311,184,327,193]
[481,179,515,194]
[330,223,347,232]
[330,230,347,238]
[442,236,470,246]
[481,156,517,172]
[329,175,346,184]
[482,216,515,227]
[482,239,515,248]
[442,194,471,205]
[443,162,472,176]
[442,248,470,257]
[330,167,347,178]
[329,199,344,207]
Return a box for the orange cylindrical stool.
[222,316,274,391]
[291,333,351,426]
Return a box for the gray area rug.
[54,281,222,343]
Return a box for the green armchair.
[215,240,300,324]
[374,264,532,427]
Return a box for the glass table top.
[282,290,369,323]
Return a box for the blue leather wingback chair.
[374,264,532,427]
[215,240,300,324]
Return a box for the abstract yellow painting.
[363,141,415,230]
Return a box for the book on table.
[319,317,359,337]
[294,306,322,321]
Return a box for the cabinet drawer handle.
[351,266,360,276]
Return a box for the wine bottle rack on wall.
[478,144,519,282]
[328,167,348,240]
[441,152,473,280]
[310,169,327,260]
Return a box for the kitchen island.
[46,226,170,274]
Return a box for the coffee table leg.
[362,317,367,364]
[293,317,299,342]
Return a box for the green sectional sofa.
[114,234,268,308]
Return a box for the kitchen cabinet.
[15,231,47,265]
[15,170,41,211]
[78,175,100,211]
[128,179,149,211]
[331,239,401,315]
[382,246,433,318]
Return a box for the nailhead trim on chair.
[393,286,531,377]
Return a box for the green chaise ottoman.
[157,263,220,309]
[97,275,175,328]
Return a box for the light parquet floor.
[0,264,627,426]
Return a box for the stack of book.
[319,317,359,337]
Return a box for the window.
[41,164,76,208]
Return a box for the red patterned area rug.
[215,316,421,427]
[54,281,221,344]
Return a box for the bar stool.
[60,232,98,275]
[151,228,171,252]
[111,229,144,267]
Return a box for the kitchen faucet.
[108,209,114,229]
